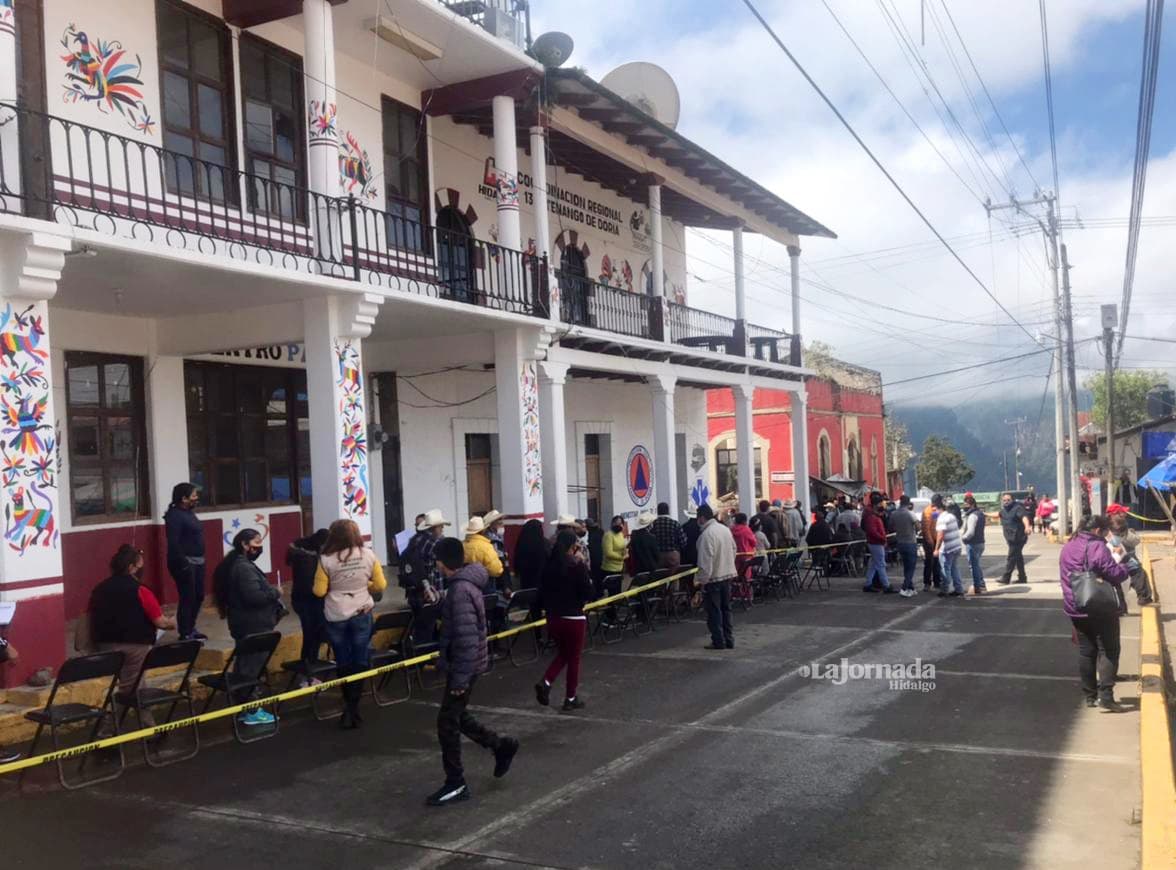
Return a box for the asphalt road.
[0,537,1142,869]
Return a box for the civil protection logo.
[627,445,653,507]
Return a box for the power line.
[881,342,1079,388]
[1038,0,1061,209]
[739,0,1039,344]
[1114,0,1166,365]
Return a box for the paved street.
[1,536,1143,869]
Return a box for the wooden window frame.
[64,352,151,524]
[381,95,429,251]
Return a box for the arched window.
[846,438,861,480]
[560,245,589,325]
[818,433,832,479]
[436,205,476,303]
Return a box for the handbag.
[1070,542,1120,617]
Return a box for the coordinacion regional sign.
[479,171,622,237]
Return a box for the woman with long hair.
[535,530,594,713]
[313,519,387,729]
[286,528,330,685]
[213,529,281,728]
[512,519,549,591]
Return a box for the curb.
[1140,539,1176,869]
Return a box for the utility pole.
[1061,243,1082,532]
[1005,417,1027,490]
[1102,304,1118,503]
[1003,451,1009,491]
[985,193,1069,532]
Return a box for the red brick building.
[707,359,887,504]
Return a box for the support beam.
[492,96,522,250]
[538,361,570,522]
[790,390,811,520]
[788,243,802,365]
[734,382,756,517]
[494,329,546,524]
[649,182,664,297]
[651,374,677,513]
[530,125,555,321]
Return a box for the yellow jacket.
[464,533,503,577]
[602,530,628,573]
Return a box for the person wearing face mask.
[163,482,206,641]
[213,529,281,728]
[88,544,177,725]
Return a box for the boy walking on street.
[428,538,519,807]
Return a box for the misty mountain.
[891,390,1089,495]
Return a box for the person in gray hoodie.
[428,538,519,807]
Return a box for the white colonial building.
[0,0,832,682]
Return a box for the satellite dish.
[532,31,574,68]
[601,61,681,129]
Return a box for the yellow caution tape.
[0,567,699,778]
[1128,511,1172,525]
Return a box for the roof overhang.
[224,0,348,29]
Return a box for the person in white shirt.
[933,494,965,597]
[694,503,737,650]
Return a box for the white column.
[733,226,746,321]
[649,183,664,297]
[538,360,569,521]
[303,296,373,536]
[493,329,543,522]
[492,96,521,250]
[529,125,556,321]
[0,2,19,198]
[733,382,756,516]
[651,374,677,512]
[144,349,190,518]
[303,0,338,197]
[790,389,811,520]
[788,243,802,364]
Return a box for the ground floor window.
[184,361,309,508]
[64,352,150,521]
[715,442,763,501]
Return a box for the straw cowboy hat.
[417,508,450,531]
[549,513,578,526]
[633,511,657,529]
[482,509,503,527]
[463,516,487,536]
[682,504,697,519]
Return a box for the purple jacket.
[437,563,490,689]
[1058,531,1129,617]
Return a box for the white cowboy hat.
[482,509,503,527]
[549,513,578,526]
[634,511,657,529]
[417,508,450,531]
[682,504,697,519]
[464,516,486,536]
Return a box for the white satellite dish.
[600,62,681,129]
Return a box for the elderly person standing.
[695,503,737,651]
[1060,515,1130,711]
[650,502,687,571]
[463,516,504,585]
[781,500,806,548]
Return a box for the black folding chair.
[117,640,202,768]
[409,603,444,690]
[625,572,654,637]
[484,591,510,669]
[22,650,126,790]
[279,642,339,721]
[591,574,626,644]
[804,549,831,591]
[504,589,542,667]
[197,631,282,744]
[643,568,673,626]
[668,566,696,621]
[368,610,413,706]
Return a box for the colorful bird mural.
[59,23,154,134]
[338,131,376,200]
[3,393,50,456]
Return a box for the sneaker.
[997,579,1011,586]
[190,630,209,641]
[0,747,20,764]
[937,592,948,598]
[862,586,879,594]
[239,709,276,726]
[561,697,586,713]
[1014,579,1028,585]
[426,782,470,806]
[899,589,914,598]
[948,591,964,597]
[493,737,519,778]
[1098,699,1128,714]
[534,681,550,707]
[703,643,726,650]
[1084,698,1099,709]
[882,588,899,595]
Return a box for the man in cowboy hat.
[482,509,512,591]
[402,508,450,643]
[682,504,702,567]
[650,502,687,570]
[550,514,589,566]
[628,511,661,576]
[463,516,504,584]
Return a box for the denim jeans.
[325,610,374,674]
[702,580,734,648]
[864,543,891,590]
[939,550,964,594]
[965,543,986,591]
[896,542,918,590]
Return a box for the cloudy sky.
[532,0,1176,407]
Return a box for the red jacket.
[863,510,888,545]
[732,523,758,555]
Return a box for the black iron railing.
[436,0,530,47]
[556,272,657,340]
[0,103,547,318]
[667,302,739,347]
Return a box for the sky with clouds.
[531,0,1176,407]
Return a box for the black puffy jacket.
[438,564,489,689]
[217,554,281,640]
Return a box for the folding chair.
[117,640,202,768]
[642,569,673,628]
[780,551,805,598]
[804,549,831,591]
[503,589,542,667]
[197,631,282,745]
[591,574,626,644]
[410,603,445,689]
[484,591,510,668]
[668,566,696,621]
[730,563,755,611]
[745,556,769,602]
[279,642,340,721]
[624,572,654,637]
[368,609,413,706]
[22,650,126,790]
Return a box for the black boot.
[337,667,358,730]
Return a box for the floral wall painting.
[59,23,155,135]
[0,0,14,37]
[308,100,338,145]
[338,131,377,200]
[521,361,542,497]
[334,339,369,518]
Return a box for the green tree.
[1084,369,1169,430]
[916,435,975,492]
[885,418,914,474]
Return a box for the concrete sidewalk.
[0,536,1143,869]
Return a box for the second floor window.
[241,35,306,221]
[382,96,426,251]
[157,0,234,201]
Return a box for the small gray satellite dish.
[600,61,681,129]
[532,31,574,68]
